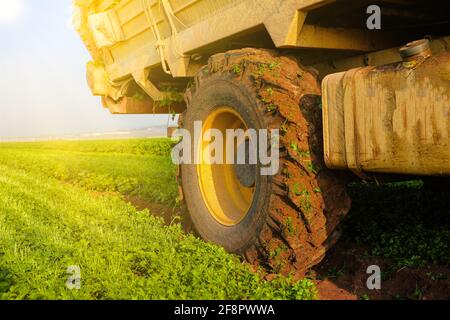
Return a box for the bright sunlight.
[0,0,23,23]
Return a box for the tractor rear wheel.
[180,49,351,274]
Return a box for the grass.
[0,139,178,205]
[344,181,450,268]
[0,138,175,157]
[0,139,317,300]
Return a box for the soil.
[312,241,450,300]
[125,196,194,232]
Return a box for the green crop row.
[0,139,317,300]
[0,146,178,205]
[0,138,175,157]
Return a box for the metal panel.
[323,53,450,176]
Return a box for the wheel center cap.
[234,139,256,188]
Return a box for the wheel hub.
[197,107,256,226]
[234,139,257,188]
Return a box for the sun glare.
[0,0,23,23]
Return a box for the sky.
[0,0,168,139]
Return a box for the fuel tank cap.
[399,39,432,61]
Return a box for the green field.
[0,139,448,300]
[0,139,316,300]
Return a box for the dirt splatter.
[193,48,352,274]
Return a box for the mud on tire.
[181,49,351,275]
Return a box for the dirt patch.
[125,196,193,232]
[311,241,450,300]
[315,280,358,300]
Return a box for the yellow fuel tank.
[322,49,450,176]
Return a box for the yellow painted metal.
[86,61,110,96]
[102,0,390,82]
[75,0,449,105]
[314,36,450,79]
[88,9,125,48]
[197,107,255,226]
[322,52,450,176]
[74,0,348,100]
[102,96,186,114]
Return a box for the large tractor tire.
[180,49,351,275]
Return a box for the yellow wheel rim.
[197,107,256,226]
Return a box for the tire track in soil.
[125,196,194,233]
